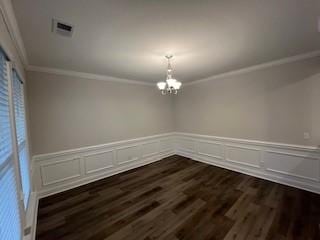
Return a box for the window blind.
[0,50,22,240]
[13,70,30,209]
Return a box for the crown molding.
[26,65,155,86]
[185,50,320,86]
[26,50,320,87]
[0,0,28,66]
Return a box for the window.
[0,50,22,240]
[13,70,31,209]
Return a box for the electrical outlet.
[303,132,310,139]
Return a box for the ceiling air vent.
[52,19,74,37]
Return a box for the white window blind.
[0,50,22,240]
[13,70,30,209]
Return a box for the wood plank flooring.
[36,155,320,240]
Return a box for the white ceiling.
[12,0,320,83]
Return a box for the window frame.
[7,60,26,238]
[0,47,32,239]
[12,69,32,209]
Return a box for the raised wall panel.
[198,141,223,159]
[176,138,195,153]
[33,133,320,197]
[117,145,140,165]
[176,132,320,194]
[84,151,113,174]
[159,139,173,153]
[33,133,174,198]
[142,142,158,158]
[264,151,320,182]
[40,158,81,186]
[226,145,261,168]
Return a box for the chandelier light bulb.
[157,81,166,90]
[166,78,177,88]
[172,81,182,90]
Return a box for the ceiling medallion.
[157,55,182,95]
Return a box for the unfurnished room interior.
[1,0,320,239]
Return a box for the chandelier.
[157,55,182,94]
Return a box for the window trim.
[0,46,31,239]
[7,60,26,235]
[12,68,32,209]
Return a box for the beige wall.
[27,71,174,155]
[174,57,320,146]
[27,57,320,155]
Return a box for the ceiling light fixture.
[157,55,182,95]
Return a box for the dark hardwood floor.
[36,155,320,240]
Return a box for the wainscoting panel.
[226,145,261,168]
[84,151,114,175]
[30,132,320,240]
[176,138,195,153]
[159,139,173,153]
[117,145,141,165]
[175,132,320,194]
[33,132,320,198]
[197,141,224,160]
[264,151,320,182]
[33,133,175,198]
[40,158,81,186]
[142,142,159,158]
